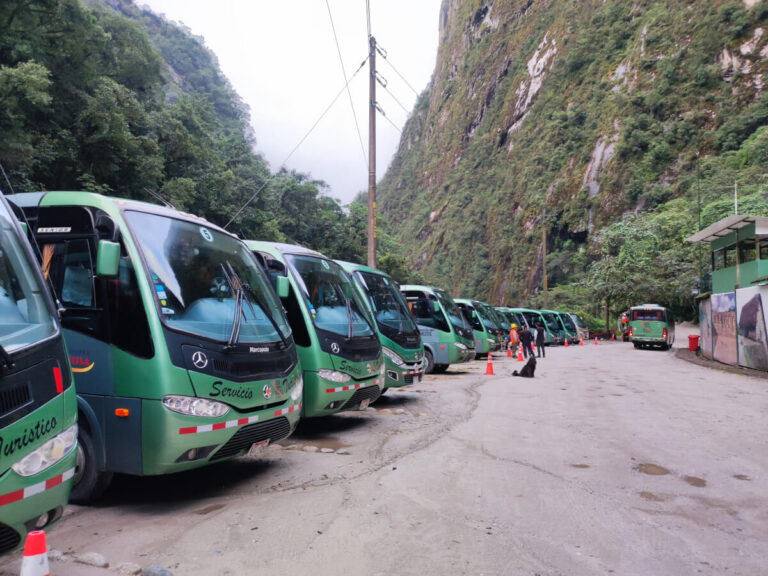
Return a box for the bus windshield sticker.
[199,227,214,242]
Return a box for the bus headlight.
[317,369,351,383]
[382,347,404,366]
[291,376,303,401]
[163,395,230,418]
[12,424,78,477]
[454,342,468,351]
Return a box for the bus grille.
[0,382,31,419]
[341,385,381,411]
[404,374,414,385]
[0,522,21,554]
[210,417,292,461]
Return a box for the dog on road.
[512,356,536,378]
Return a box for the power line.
[376,41,421,97]
[326,0,367,168]
[224,57,368,229]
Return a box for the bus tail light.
[662,327,668,339]
[629,327,633,338]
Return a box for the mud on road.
[2,326,767,575]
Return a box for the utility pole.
[367,35,377,268]
[542,227,548,308]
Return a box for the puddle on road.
[306,436,351,451]
[639,491,665,502]
[635,463,670,476]
[734,474,752,481]
[571,464,590,469]
[196,503,226,515]
[684,475,707,487]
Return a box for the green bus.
[509,308,559,345]
[455,299,498,359]
[628,304,675,350]
[11,192,302,503]
[246,242,384,416]
[554,310,580,344]
[536,310,567,345]
[337,261,424,391]
[399,285,475,373]
[0,192,77,552]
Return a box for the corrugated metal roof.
[686,215,768,243]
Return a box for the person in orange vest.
[509,324,520,355]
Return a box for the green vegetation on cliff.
[378,0,768,323]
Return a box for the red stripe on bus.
[53,366,63,394]
[0,490,24,506]
[45,475,63,490]
[179,427,196,435]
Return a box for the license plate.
[359,398,371,410]
[248,439,270,457]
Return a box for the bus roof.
[244,240,325,259]
[629,303,667,310]
[9,191,232,236]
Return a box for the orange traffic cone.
[579,338,584,347]
[564,339,569,348]
[517,347,524,362]
[20,531,49,576]
[485,353,495,375]
[507,343,512,358]
[594,337,599,345]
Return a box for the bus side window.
[282,283,311,347]
[44,239,105,338]
[106,245,153,358]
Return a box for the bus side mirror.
[19,221,28,236]
[433,301,440,313]
[96,240,120,278]
[275,275,289,299]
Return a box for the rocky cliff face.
[378,0,768,304]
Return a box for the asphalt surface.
[2,323,767,575]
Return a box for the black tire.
[432,364,449,374]
[71,424,113,504]
[622,334,629,342]
[633,342,640,349]
[424,349,435,374]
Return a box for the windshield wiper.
[0,343,15,372]
[220,262,244,352]
[222,261,290,350]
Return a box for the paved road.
[2,325,767,575]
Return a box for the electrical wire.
[326,0,367,168]
[377,43,421,97]
[224,57,368,230]
[0,162,16,195]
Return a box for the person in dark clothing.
[519,325,534,359]
[535,322,546,357]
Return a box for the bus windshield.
[632,309,666,321]
[286,254,375,338]
[477,303,500,331]
[561,314,576,331]
[542,313,561,332]
[126,211,291,344]
[354,270,418,338]
[0,201,56,352]
[435,290,470,334]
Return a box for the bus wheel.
[71,425,114,504]
[432,364,449,374]
[633,342,640,349]
[424,350,435,374]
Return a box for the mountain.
[377,0,768,316]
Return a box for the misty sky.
[139,0,443,205]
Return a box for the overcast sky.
[139,0,443,205]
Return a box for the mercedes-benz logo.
[263,384,272,399]
[330,342,340,354]
[192,351,208,369]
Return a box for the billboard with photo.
[712,292,738,365]
[736,285,768,370]
[698,297,712,359]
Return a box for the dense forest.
[377,0,768,328]
[0,0,411,278]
